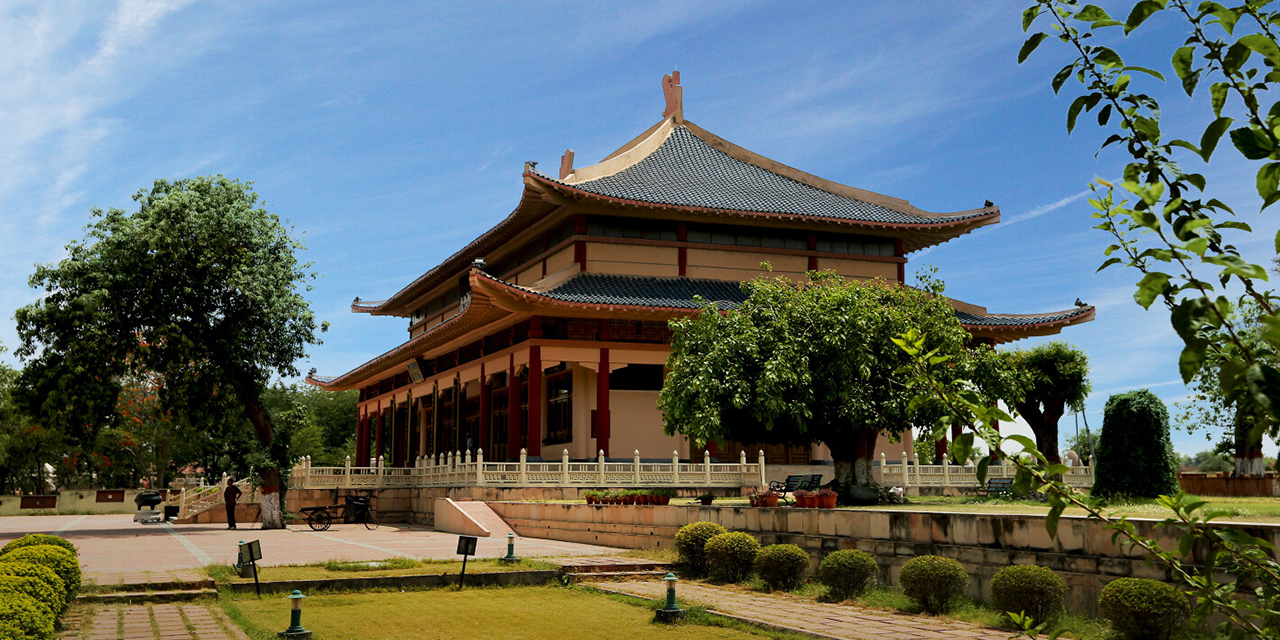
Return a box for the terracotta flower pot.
[748,495,759,507]
[700,497,714,505]
[796,494,813,508]
[658,495,671,505]
[818,493,837,509]
[763,494,779,508]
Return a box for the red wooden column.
[807,232,818,271]
[357,414,367,463]
[507,355,521,459]
[375,408,384,462]
[597,347,611,458]
[895,238,905,283]
[528,344,543,458]
[478,363,490,455]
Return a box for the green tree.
[13,176,325,528]
[1093,389,1180,498]
[0,351,62,495]
[1002,342,1091,464]
[1063,427,1098,466]
[659,271,1003,496]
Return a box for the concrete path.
[597,581,1011,640]
[2,514,620,584]
[71,604,247,640]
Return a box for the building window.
[544,364,573,445]
[610,364,665,391]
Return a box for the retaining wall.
[486,502,1267,614]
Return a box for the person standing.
[224,479,242,530]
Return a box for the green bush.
[898,555,969,614]
[0,592,54,640]
[817,549,877,601]
[1093,390,1179,498]
[989,565,1066,623]
[674,521,727,576]
[1098,578,1190,640]
[704,532,759,582]
[0,545,81,600]
[0,534,76,558]
[755,544,810,591]
[0,575,58,619]
[0,561,64,602]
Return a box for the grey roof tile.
[553,126,986,225]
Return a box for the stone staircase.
[550,556,673,583]
[453,500,515,537]
[80,572,217,604]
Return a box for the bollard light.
[278,590,311,639]
[653,573,686,623]
[501,532,521,564]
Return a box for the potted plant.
[698,492,716,506]
[623,490,637,506]
[604,490,618,505]
[762,490,779,508]
[584,490,599,505]
[747,488,760,507]
[793,490,813,508]
[655,488,674,505]
[816,488,838,509]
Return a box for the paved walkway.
[69,603,247,640]
[2,514,619,585]
[597,581,1011,640]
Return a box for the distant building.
[307,73,1093,470]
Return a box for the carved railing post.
[476,449,485,485]
[519,448,528,486]
[758,450,767,487]
[598,450,606,485]
[633,450,641,485]
[672,451,680,484]
[704,450,712,486]
[562,449,570,485]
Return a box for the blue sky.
[0,1,1272,457]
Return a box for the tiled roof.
[537,273,747,310]
[353,299,387,310]
[954,308,1091,327]
[552,126,988,225]
[309,375,338,384]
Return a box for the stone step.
[456,501,515,537]
[77,588,218,603]
[553,556,674,574]
[568,570,669,583]
[93,579,216,593]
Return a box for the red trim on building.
[895,238,904,283]
[528,344,543,458]
[507,354,520,460]
[597,347,611,458]
[478,362,490,455]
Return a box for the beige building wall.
[607,390,686,459]
[686,249,807,281]
[585,243,680,277]
[816,257,898,281]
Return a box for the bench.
[978,476,1015,496]
[768,473,824,505]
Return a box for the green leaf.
[976,456,990,485]
[1005,434,1038,453]
[1179,342,1208,382]
[1019,33,1049,64]
[1239,34,1280,67]
[951,432,975,465]
[1172,46,1196,95]
[1203,254,1269,279]
[1052,64,1075,94]
[1230,126,1275,160]
[1076,5,1112,23]
[1022,5,1041,31]
[1223,41,1252,74]
[1206,3,1239,34]
[1067,95,1090,134]
[1123,65,1165,81]
[1125,0,1165,34]
[1209,82,1228,117]
[1134,272,1171,309]
[1097,103,1113,126]
[1200,116,1233,160]
[1097,257,1123,272]
[1274,227,1280,253]
[1046,501,1065,539]
[1258,162,1280,206]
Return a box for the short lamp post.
[278,590,311,640]
[500,532,521,564]
[653,573,686,623]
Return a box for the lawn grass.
[221,585,791,640]
[851,494,1280,522]
[852,585,1108,640]
[204,557,557,584]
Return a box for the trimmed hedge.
[990,565,1066,622]
[0,592,55,640]
[675,521,727,576]
[0,575,58,619]
[0,545,81,600]
[1098,578,1189,640]
[755,544,810,591]
[0,561,65,607]
[899,555,969,614]
[704,532,759,583]
[0,534,76,558]
[817,549,877,601]
[1093,390,1179,498]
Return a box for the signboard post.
[238,540,263,595]
[456,535,478,589]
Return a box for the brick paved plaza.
[1,514,617,585]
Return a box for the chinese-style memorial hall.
[307,73,1094,473]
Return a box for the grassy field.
[205,557,557,583]
[854,494,1280,522]
[222,585,806,640]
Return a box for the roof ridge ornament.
[661,70,682,122]
[559,149,575,180]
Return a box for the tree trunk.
[241,381,285,529]
[1015,400,1064,464]
[1234,419,1266,477]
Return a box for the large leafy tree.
[14,176,325,528]
[659,272,1004,497]
[1001,342,1091,464]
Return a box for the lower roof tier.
[308,270,1095,391]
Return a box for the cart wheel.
[308,510,332,532]
[363,508,379,530]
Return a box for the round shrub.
[0,561,64,601]
[0,575,58,619]
[704,532,759,582]
[0,545,80,600]
[899,555,969,614]
[755,544,810,591]
[990,565,1066,622]
[817,549,877,601]
[1098,578,1190,640]
[1093,390,1178,498]
[0,592,54,640]
[675,521,727,576]
[0,534,76,558]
